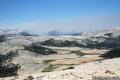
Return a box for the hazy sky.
[0,0,120,34]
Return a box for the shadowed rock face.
[100,48,120,59]
[0,50,20,77]
[24,44,57,55]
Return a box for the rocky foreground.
[0,58,120,80]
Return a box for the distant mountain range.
[42,26,120,49]
[47,30,83,36]
[0,29,35,36]
[0,29,36,42]
[47,27,120,37]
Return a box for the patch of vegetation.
[43,60,55,64]
[0,35,7,42]
[54,49,70,51]
[40,38,85,47]
[85,36,120,49]
[0,64,21,77]
[24,44,57,55]
[0,50,20,77]
[100,47,120,59]
[42,64,58,72]
[71,50,86,56]
[104,33,112,37]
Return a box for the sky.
[0,0,120,35]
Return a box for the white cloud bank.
[0,15,120,35]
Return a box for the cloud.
[1,15,120,35]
